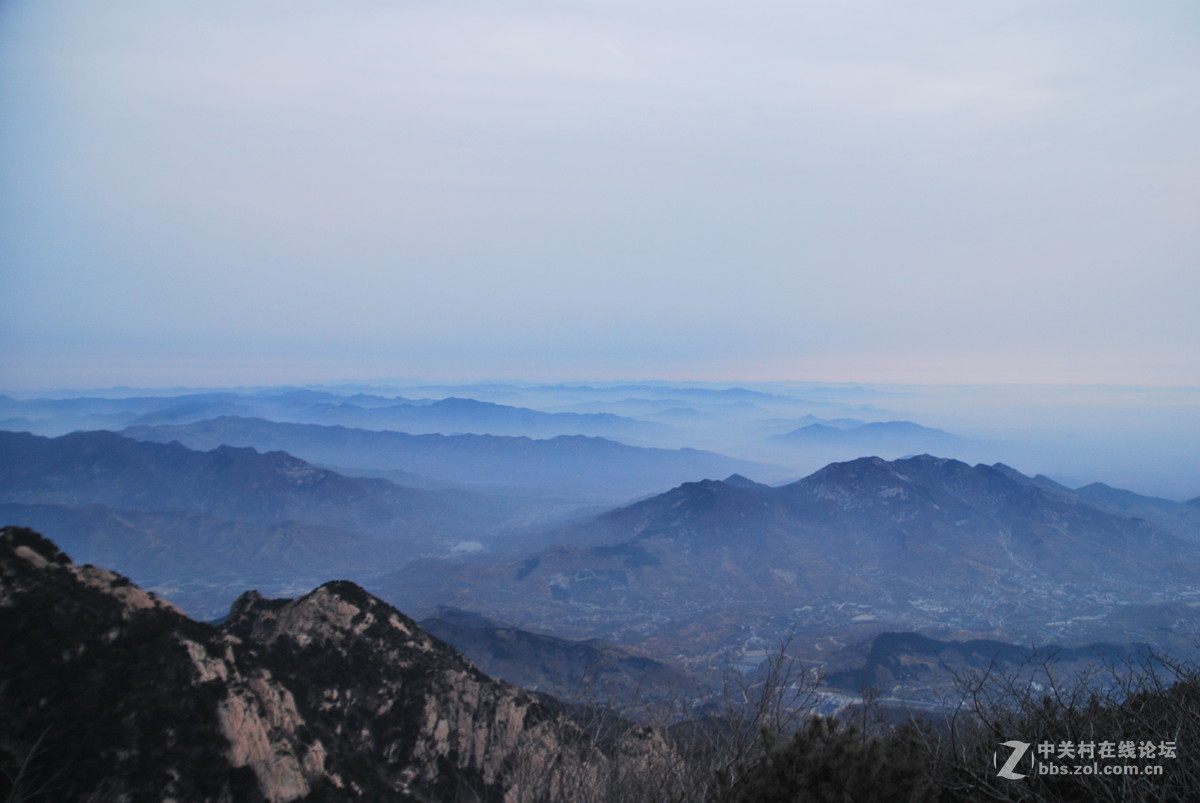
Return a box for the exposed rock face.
[0,526,649,802]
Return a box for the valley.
[3,381,1197,712]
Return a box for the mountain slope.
[1073,482,1200,541]
[377,456,1200,668]
[420,608,695,706]
[822,630,1153,703]
[0,429,526,542]
[0,527,668,802]
[0,430,557,615]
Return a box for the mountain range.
[376,455,1200,672]
[0,430,552,616]
[0,429,534,541]
[0,391,676,443]
[768,419,965,457]
[5,416,1199,705]
[298,396,674,442]
[120,416,778,501]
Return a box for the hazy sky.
[2,1,1197,389]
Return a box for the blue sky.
[2,1,1197,389]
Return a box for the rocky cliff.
[0,526,666,802]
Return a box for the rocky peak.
[894,453,962,470]
[785,455,918,504]
[1,527,670,802]
[224,580,429,654]
[802,455,900,483]
[0,526,181,616]
[1,526,70,565]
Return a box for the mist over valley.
[3,381,1197,674]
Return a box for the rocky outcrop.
[0,527,667,802]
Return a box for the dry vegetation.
[503,642,1200,802]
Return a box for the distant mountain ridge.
[1073,481,1200,540]
[770,419,963,453]
[379,455,1200,669]
[121,416,778,500]
[0,389,675,443]
[0,430,489,540]
[0,430,544,614]
[296,396,673,441]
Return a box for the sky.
[1,0,1197,390]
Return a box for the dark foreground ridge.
[0,526,669,802]
[6,525,1200,802]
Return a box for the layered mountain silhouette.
[770,419,964,455]
[0,527,669,802]
[298,396,673,442]
[0,431,538,601]
[121,416,776,500]
[0,390,674,443]
[379,455,1200,664]
[0,430,431,535]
